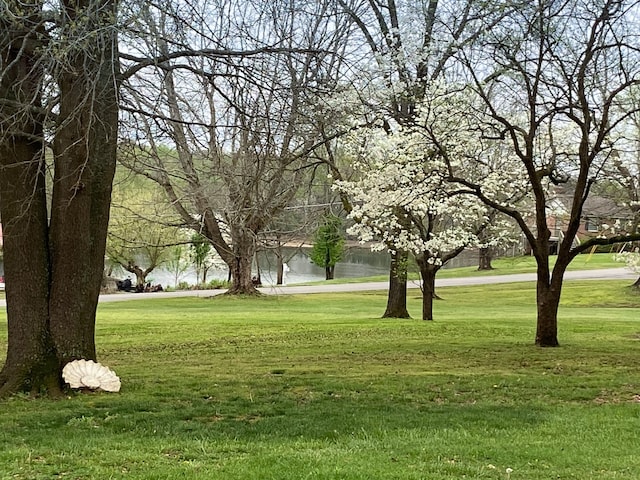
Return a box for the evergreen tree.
[310,214,345,280]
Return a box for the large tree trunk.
[227,254,258,294]
[226,226,260,295]
[633,276,640,288]
[383,250,411,318]
[535,282,562,347]
[0,122,60,396]
[533,273,562,347]
[533,250,566,347]
[48,0,119,364]
[0,0,119,396]
[0,5,59,396]
[201,216,260,294]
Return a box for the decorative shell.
[62,359,121,392]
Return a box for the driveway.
[1,268,635,308]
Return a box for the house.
[543,192,636,254]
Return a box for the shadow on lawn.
[192,402,545,441]
[15,394,546,444]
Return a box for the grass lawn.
[304,252,628,285]
[1,279,640,479]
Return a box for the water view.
[148,247,479,288]
[0,247,480,289]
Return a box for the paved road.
[1,268,634,308]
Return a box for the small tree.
[165,245,191,288]
[336,127,504,321]
[310,214,345,280]
[190,233,213,285]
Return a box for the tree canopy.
[310,214,345,280]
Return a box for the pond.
[0,247,480,288]
[147,246,479,287]
[143,246,391,287]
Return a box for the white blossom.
[614,249,640,274]
[334,118,514,266]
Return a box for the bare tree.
[449,0,640,346]
[0,0,119,396]
[119,0,350,294]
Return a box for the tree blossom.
[334,125,507,320]
[614,248,640,274]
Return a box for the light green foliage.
[164,246,191,288]
[189,233,214,285]
[310,214,345,273]
[107,174,185,284]
[0,279,639,478]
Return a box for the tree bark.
[478,247,494,270]
[535,283,562,347]
[0,122,60,396]
[227,254,258,294]
[0,0,119,396]
[417,259,440,321]
[383,250,411,318]
[325,265,335,280]
[0,5,59,396]
[632,276,640,288]
[48,0,119,364]
[532,248,567,347]
[225,225,260,295]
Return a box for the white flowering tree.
[412,83,531,269]
[604,88,640,286]
[327,0,509,319]
[336,128,498,320]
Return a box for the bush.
[205,279,230,289]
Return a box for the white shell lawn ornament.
[62,359,121,392]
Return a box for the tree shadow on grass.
[26,393,546,444]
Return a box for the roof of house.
[550,191,634,220]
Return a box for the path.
[1,268,634,308]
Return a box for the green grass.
[439,251,624,277]
[302,252,626,285]
[1,280,640,479]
